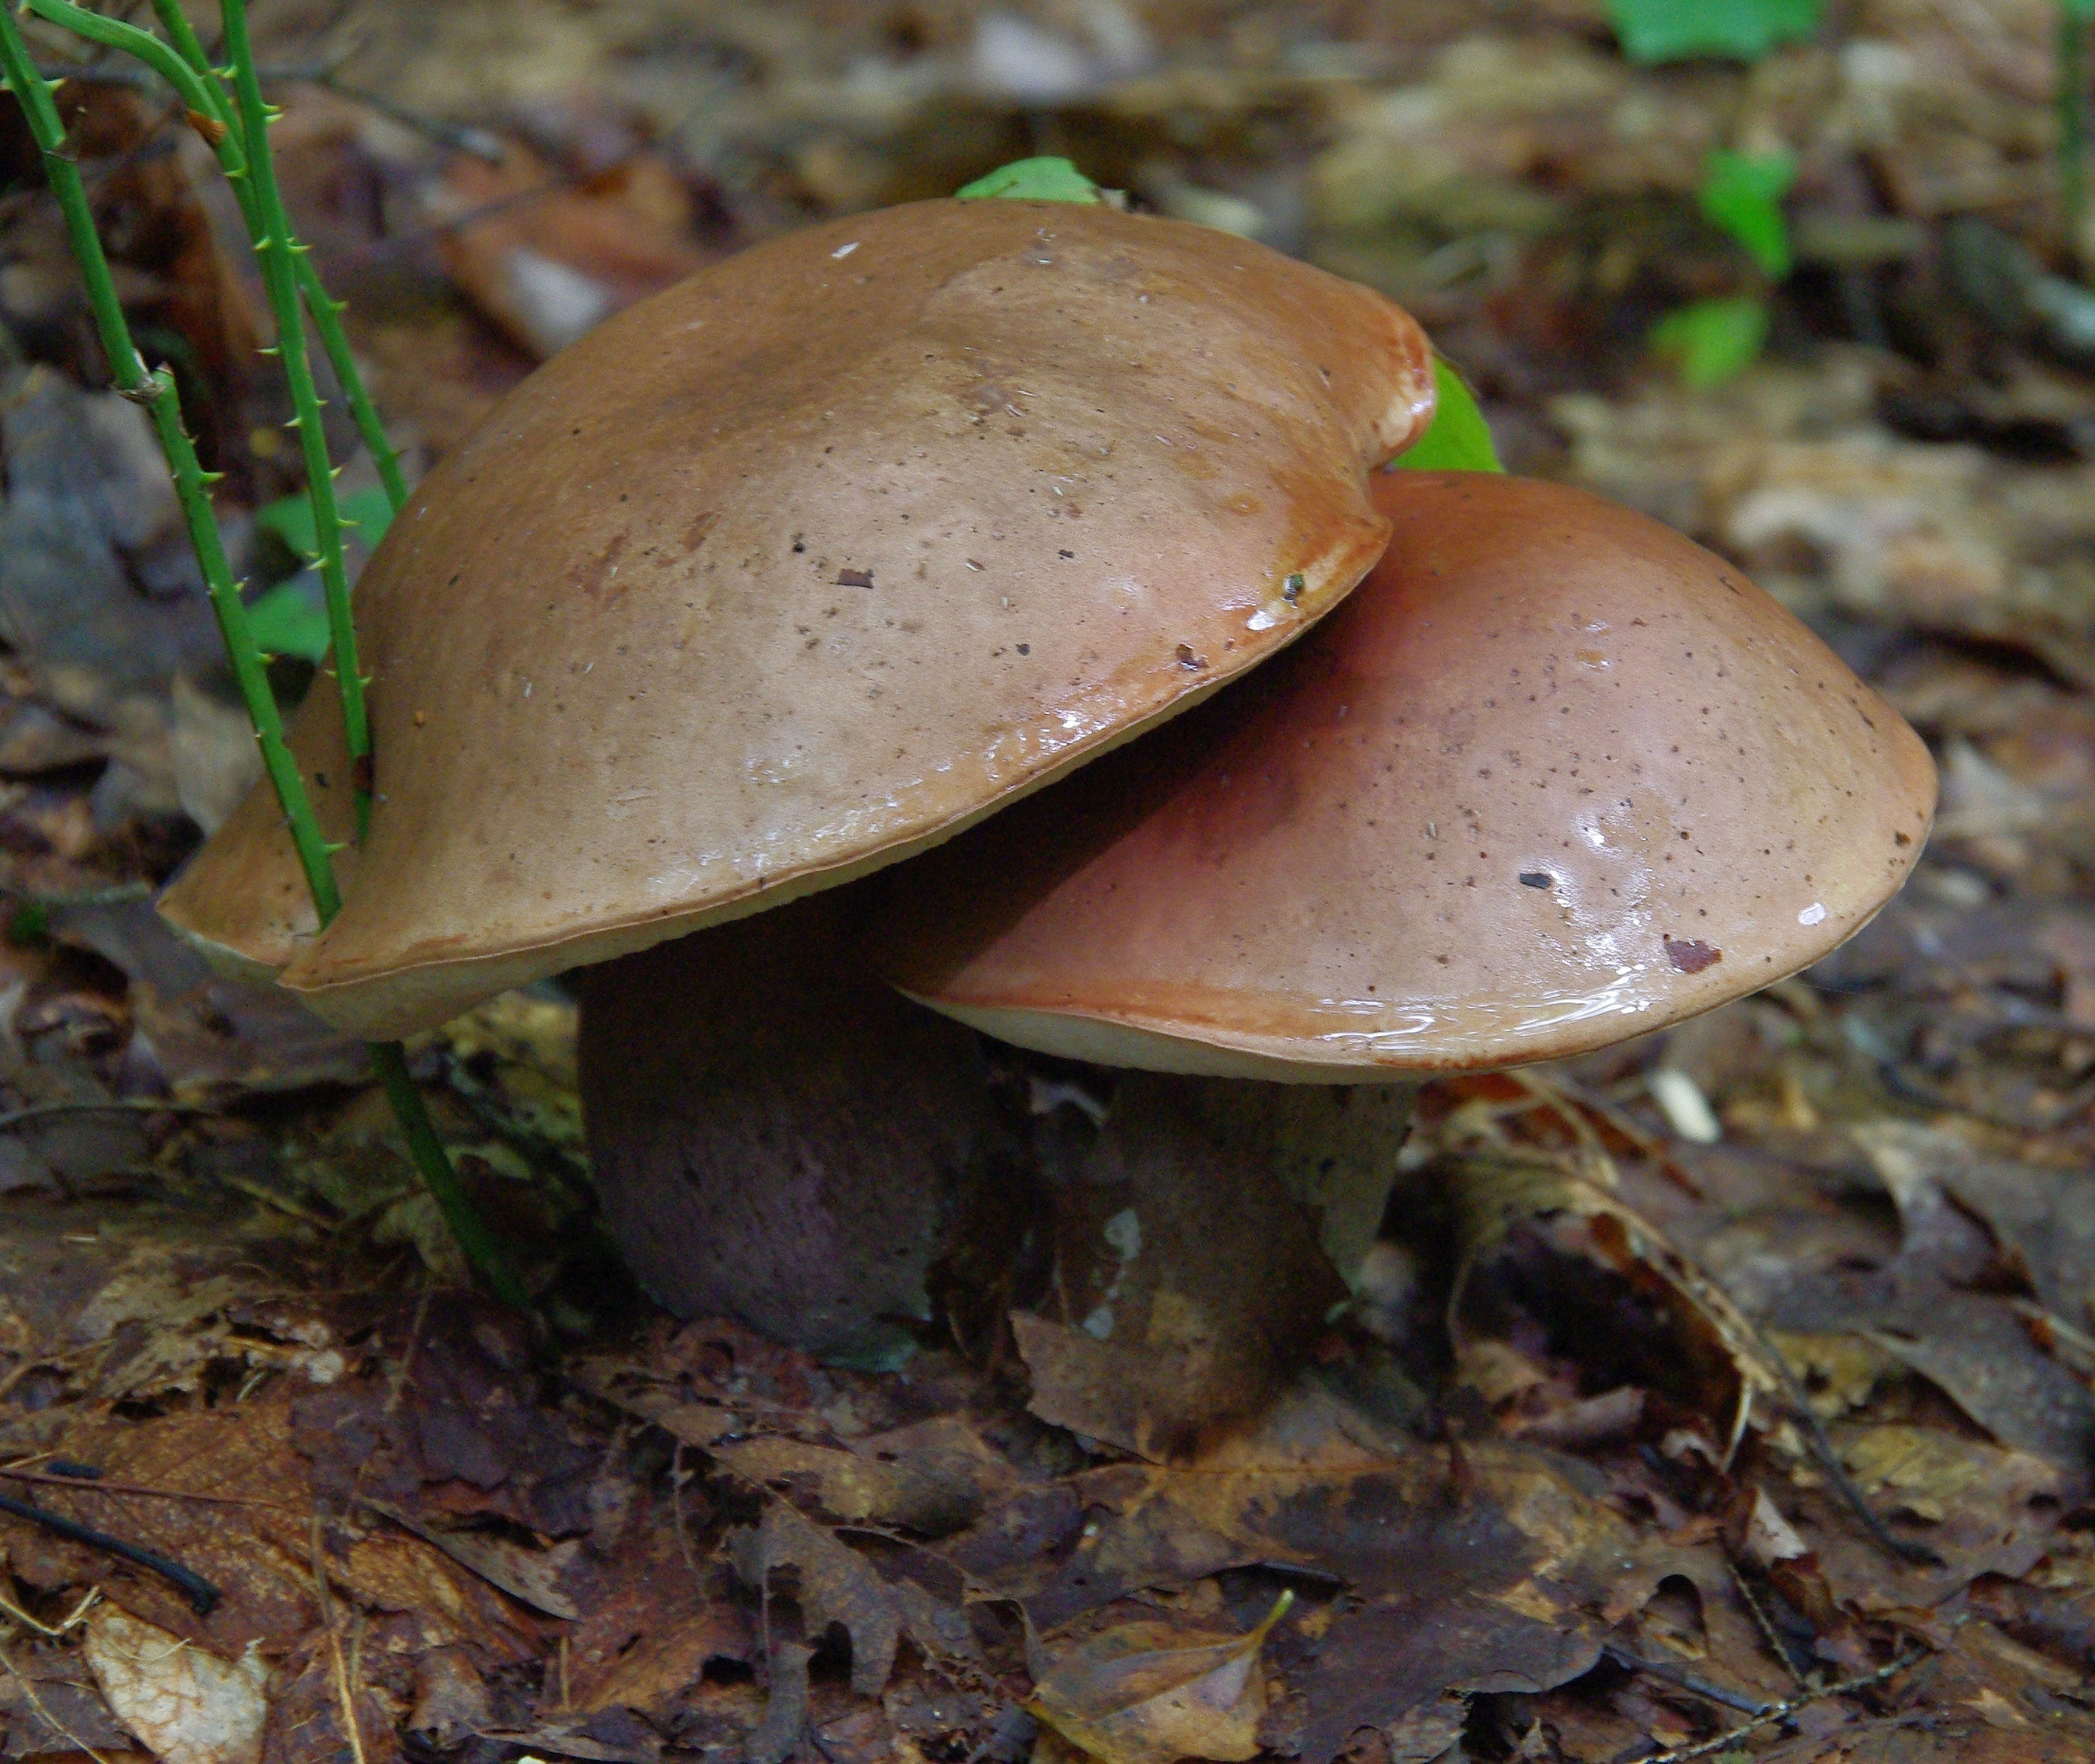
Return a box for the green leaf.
[1649,295,1770,387]
[245,579,333,661]
[2064,0,2095,22]
[254,482,395,561]
[1698,148,1796,278]
[955,157,1103,204]
[1387,357,1504,473]
[1606,0,1819,63]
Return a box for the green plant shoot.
[1388,358,1504,473]
[1650,296,1771,387]
[1699,148,1797,279]
[1606,0,1819,64]
[956,157,1103,202]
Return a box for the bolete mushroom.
[158,193,1436,1355]
[870,471,1936,1432]
[877,471,1937,1073]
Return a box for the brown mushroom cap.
[159,199,1433,1039]
[875,473,1938,1078]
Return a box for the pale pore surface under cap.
[159,199,1434,1038]
[878,473,1939,1078]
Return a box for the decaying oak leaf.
[82,1606,269,1764]
[714,1413,1011,1536]
[360,1496,585,1619]
[1447,1153,1781,1461]
[945,1380,1717,1759]
[1029,1593,1294,1764]
[729,1501,901,1695]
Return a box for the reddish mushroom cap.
[875,473,1939,1077]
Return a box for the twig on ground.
[1750,1322,1945,1568]
[1729,1560,1811,1689]
[0,1099,214,1133]
[312,1514,370,1764]
[0,1586,97,1639]
[0,1491,220,1613]
[1604,1645,1769,1717]
[1643,1648,1928,1762]
[0,1461,290,1511]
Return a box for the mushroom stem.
[1014,1070,1405,1458]
[574,891,1013,1365]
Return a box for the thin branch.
[222,0,370,832]
[0,1461,289,1511]
[145,1,406,508]
[0,9,343,919]
[0,1490,220,1613]
[0,2,525,1314]
[0,1098,214,1132]
[1643,1649,1928,1762]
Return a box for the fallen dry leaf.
[714,1415,1007,1536]
[360,1497,584,1620]
[82,1606,268,1764]
[729,1500,901,1696]
[1029,1592,1292,1764]
[425,138,710,359]
[1447,1152,1781,1460]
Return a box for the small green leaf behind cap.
[255,482,396,561]
[1606,0,1819,63]
[1387,356,1504,474]
[955,157,1104,204]
[1699,148,1797,278]
[245,576,334,662]
[1650,295,1771,387]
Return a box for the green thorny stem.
[0,10,336,916]
[0,7,531,1315]
[23,0,385,842]
[21,0,407,516]
[219,0,370,838]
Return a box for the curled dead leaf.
[1028,1591,1293,1764]
[1446,1153,1780,1462]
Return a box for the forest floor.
[4,2,2095,1761]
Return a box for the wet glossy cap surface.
[876,473,1938,1078]
[159,199,1434,1038]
